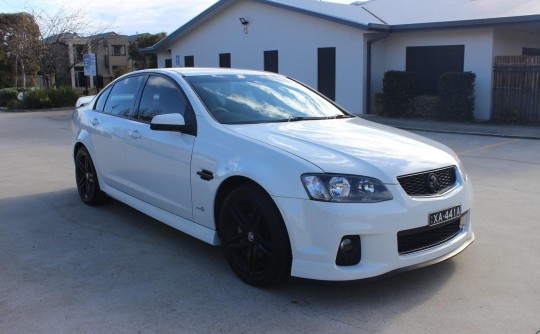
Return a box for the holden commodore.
[72,68,474,287]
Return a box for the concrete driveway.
[1,110,539,333]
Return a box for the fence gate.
[492,56,540,123]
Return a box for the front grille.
[397,166,457,196]
[398,218,462,255]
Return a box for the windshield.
[185,74,352,124]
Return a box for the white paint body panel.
[72,68,474,281]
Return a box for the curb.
[391,126,540,140]
[359,115,540,141]
[0,106,74,113]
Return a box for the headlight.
[301,174,392,203]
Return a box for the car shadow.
[0,188,458,332]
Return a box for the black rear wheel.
[75,147,106,206]
[219,184,291,287]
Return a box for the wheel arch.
[213,176,291,246]
[214,176,257,234]
[73,141,86,159]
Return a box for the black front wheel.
[75,147,106,206]
[219,184,292,287]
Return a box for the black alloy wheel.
[219,184,292,287]
[75,147,106,206]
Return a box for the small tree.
[0,13,41,88]
[25,6,110,88]
[128,32,167,70]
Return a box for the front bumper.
[273,181,474,281]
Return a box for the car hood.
[224,117,458,184]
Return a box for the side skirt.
[102,184,221,246]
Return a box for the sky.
[0,0,354,36]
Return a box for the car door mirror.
[150,113,186,132]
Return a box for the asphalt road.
[1,110,539,334]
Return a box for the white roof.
[360,0,540,27]
[145,0,540,52]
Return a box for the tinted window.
[94,85,112,112]
[264,50,278,73]
[219,53,231,68]
[185,55,194,67]
[103,76,143,117]
[318,47,336,101]
[137,75,188,122]
[523,47,540,56]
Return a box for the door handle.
[90,118,99,126]
[128,130,142,139]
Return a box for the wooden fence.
[492,56,540,123]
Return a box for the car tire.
[219,184,292,287]
[75,147,107,206]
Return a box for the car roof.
[131,67,280,77]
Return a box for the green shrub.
[382,71,417,117]
[0,88,19,107]
[373,93,385,115]
[408,95,439,118]
[497,108,522,123]
[49,86,79,107]
[6,99,22,110]
[437,72,476,121]
[17,87,79,109]
[21,89,52,109]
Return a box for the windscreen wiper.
[287,114,353,122]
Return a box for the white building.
[142,0,540,120]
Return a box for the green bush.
[437,72,476,121]
[382,71,417,117]
[373,93,385,115]
[49,86,79,107]
[497,108,522,123]
[21,89,52,109]
[0,88,19,107]
[6,99,22,110]
[15,87,79,109]
[408,95,439,118]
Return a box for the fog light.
[336,235,361,266]
[340,238,354,253]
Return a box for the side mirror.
[150,113,186,132]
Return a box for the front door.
[124,75,195,220]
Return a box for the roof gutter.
[365,28,389,114]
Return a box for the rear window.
[103,76,144,117]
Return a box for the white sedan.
[72,68,474,287]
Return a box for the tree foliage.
[32,6,101,88]
[0,7,110,89]
[128,32,166,70]
[0,13,41,88]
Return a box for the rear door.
[124,75,196,220]
[88,75,144,192]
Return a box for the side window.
[103,76,143,117]
[137,75,188,122]
[94,85,112,112]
